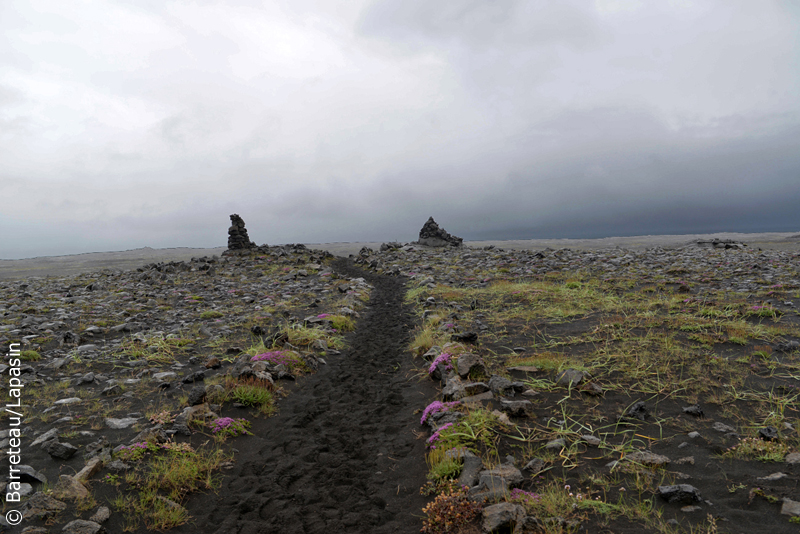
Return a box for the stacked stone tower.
[418,217,463,247]
[227,214,255,250]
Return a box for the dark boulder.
[657,484,702,504]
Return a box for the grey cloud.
[358,0,600,50]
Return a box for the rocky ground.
[2,236,800,533]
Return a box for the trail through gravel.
[178,258,433,534]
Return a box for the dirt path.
[178,258,434,534]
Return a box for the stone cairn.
[694,238,746,250]
[418,216,463,247]
[227,214,255,250]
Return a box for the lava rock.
[657,484,702,504]
[482,502,526,533]
[22,493,67,520]
[17,465,48,485]
[488,375,515,396]
[682,404,704,417]
[451,331,478,343]
[187,385,207,406]
[500,399,533,418]
[89,506,111,524]
[759,426,779,441]
[457,353,487,379]
[45,441,78,460]
[624,401,649,421]
[52,475,90,501]
[556,368,586,386]
[61,519,104,534]
[182,370,205,384]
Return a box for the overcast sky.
[2,0,799,259]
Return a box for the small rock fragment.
[52,475,90,501]
[758,472,787,481]
[759,426,779,441]
[579,381,603,396]
[45,441,78,460]
[482,502,526,533]
[457,353,487,379]
[682,404,704,417]
[624,401,648,421]
[712,422,737,434]
[627,451,670,467]
[582,435,601,446]
[61,519,104,534]
[22,493,67,520]
[31,428,59,447]
[89,506,111,523]
[785,452,800,464]
[105,417,139,429]
[556,368,586,386]
[187,385,207,406]
[781,497,800,517]
[545,438,565,450]
[523,458,545,472]
[499,399,533,418]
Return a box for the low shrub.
[421,485,482,534]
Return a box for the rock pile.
[692,238,746,249]
[227,214,255,250]
[418,217,463,247]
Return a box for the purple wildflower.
[420,400,461,425]
[428,352,453,375]
[426,423,453,448]
[317,313,331,318]
[510,488,541,503]
[251,351,297,366]
[210,417,251,437]
[210,417,235,433]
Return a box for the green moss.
[20,350,41,361]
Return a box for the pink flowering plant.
[428,352,453,375]
[427,423,454,449]
[420,400,461,425]
[509,488,541,506]
[209,417,252,440]
[746,304,781,319]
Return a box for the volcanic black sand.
[175,258,436,534]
